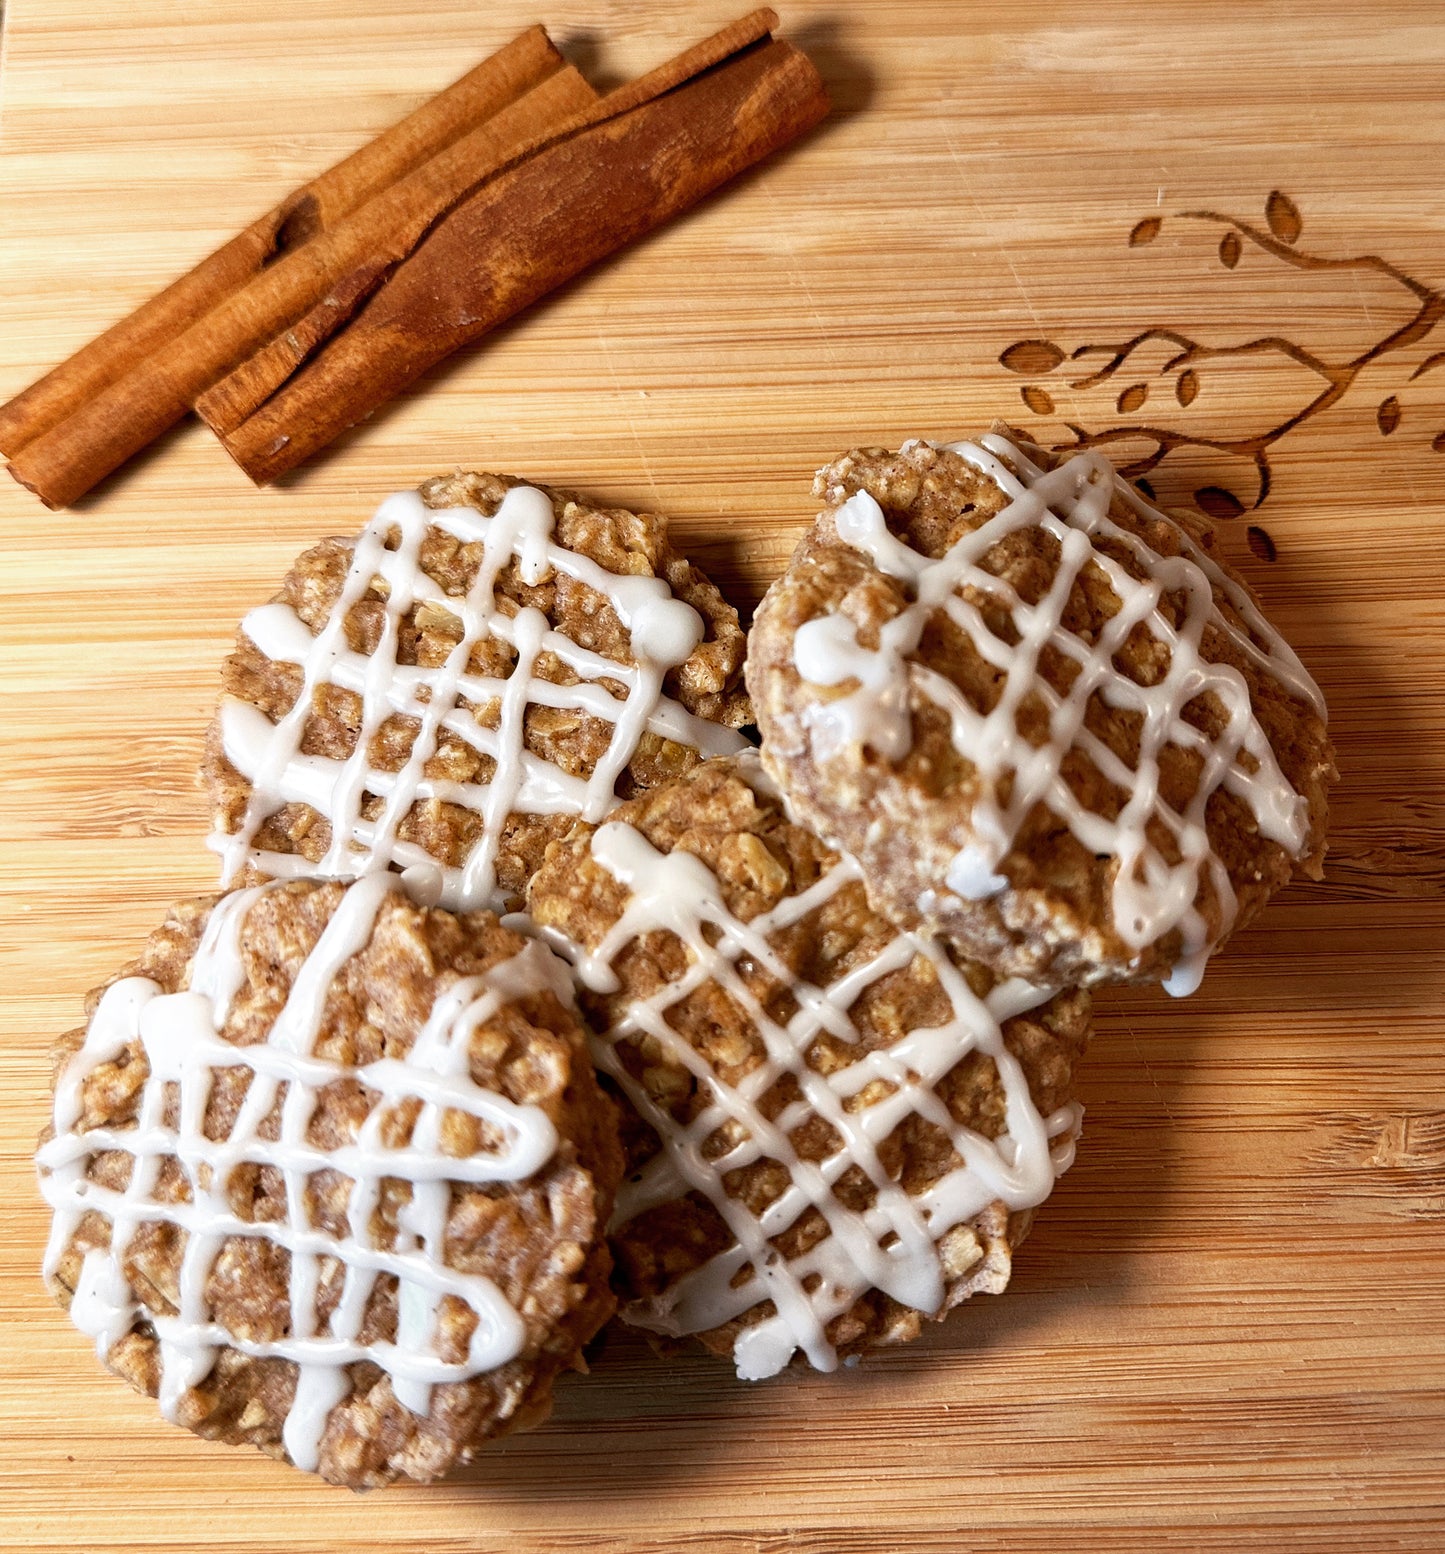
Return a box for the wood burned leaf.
[1177,369,1200,406]
[1377,395,1402,435]
[999,340,1065,375]
[1129,217,1163,247]
[1021,385,1055,416]
[1117,383,1148,414]
[1194,485,1246,521]
[1219,231,1242,269]
[1246,525,1277,563]
[1266,190,1302,244]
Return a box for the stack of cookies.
[37,434,1335,1485]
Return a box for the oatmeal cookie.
[37,876,622,1487]
[527,755,1089,1380]
[204,472,751,914]
[747,433,1337,993]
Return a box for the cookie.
[526,755,1089,1380]
[37,875,622,1487]
[747,433,1337,993]
[204,472,751,914]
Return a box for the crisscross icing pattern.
[553,793,1079,1381]
[37,876,570,1472]
[213,484,746,912]
[792,434,1327,994]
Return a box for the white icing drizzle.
[554,818,1079,1382]
[211,485,746,912]
[792,435,1327,995]
[37,877,569,1473]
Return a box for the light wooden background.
[2,1,1444,1549]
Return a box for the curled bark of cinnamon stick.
[209,37,829,484]
[0,25,565,465]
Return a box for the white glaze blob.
[557,815,1079,1381]
[211,484,745,912]
[792,435,1327,994]
[37,877,568,1473]
[945,842,1009,902]
[792,612,915,762]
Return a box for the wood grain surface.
[2,1,1444,1549]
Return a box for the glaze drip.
[37,876,567,1472]
[792,434,1326,994]
[552,803,1078,1381]
[212,484,746,912]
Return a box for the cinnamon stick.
[198,8,785,439]
[209,37,829,484]
[3,11,822,508]
[6,65,600,509]
[0,25,564,464]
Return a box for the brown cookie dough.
[526,755,1090,1379]
[747,434,1336,991]
[37,877,622,1487]
[205,472,751,915]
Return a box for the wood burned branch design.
[999,192,1445,521]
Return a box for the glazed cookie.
[37,875,622,1487]
[526,755,1089,1380]
[205,473,751,914]
[748,433,1337,993]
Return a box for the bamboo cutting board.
[2,0,1443,1548]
